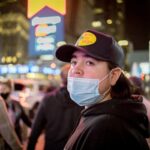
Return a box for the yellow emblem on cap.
[76,32,96,46]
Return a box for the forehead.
[72,50,98,60]
[71,50,109,69]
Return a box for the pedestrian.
[0,79,32,143]
[55,29,150,150]
[27,64,83,150]
[0,96,22,150]
[129,76,150,120]
[29,101,40,121]
[129,75,150,147]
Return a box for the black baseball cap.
[55,29,125,68]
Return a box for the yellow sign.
[28,0,66,18]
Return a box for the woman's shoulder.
[87,113,127,134]
[0,97,6,108]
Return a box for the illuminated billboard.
[28,0,65,57]
[29,7,64,56]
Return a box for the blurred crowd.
[0,76,58,149]
[0,63,83,150]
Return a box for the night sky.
[124,0,150,50]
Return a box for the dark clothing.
[6,100,31,143]
[0,98,22,150]
[27,87,83,150]
[64,98,150,150]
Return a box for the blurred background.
[0,0,150,101]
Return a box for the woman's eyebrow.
[72,53,92,58]
[72,53,99,61]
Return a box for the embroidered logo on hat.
[76,32,96,46]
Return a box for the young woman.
[0,79,31,143]
[55,29,150,150]
[0,96,22,150]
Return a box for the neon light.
[30,66,40,73]
[42,67,53,74]
[36,44,55,51]
[36,36,55,44]
[1,66,8,74]
[32,16,61,26]
[17,65,29,74]
[8,65,17,74]
[35,25,56,37]
[28,0,66,18]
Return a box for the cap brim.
[55,44,113,63]
[55,44,85,62]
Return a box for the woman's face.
[0,83,11,100]
[68,50,111,95]
[0,83,10,94]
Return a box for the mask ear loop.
[97,72,112,102]
[98,68,122,103]
[101,87,111,100]
[99,72,110,83]
[98,68,121,100]
[96,86,111,104]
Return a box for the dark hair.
[14,83,25,91]
[107,62,132,99]
[129,76,145,96]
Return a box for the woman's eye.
[70,60,77,66]
[86,61,94,65]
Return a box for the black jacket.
[27,87,83,150]
[6,100,31,143]
[64,98,150,150]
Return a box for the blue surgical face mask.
[67,73,110,106]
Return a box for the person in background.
[129,75,150,147]
[55,29,150,150]
[29,101,40,121]
[129,76,150,120]
[27,64,83,150]
[0,79,32,144]
[0,95,22,150]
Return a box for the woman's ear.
[110,67,122,86]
